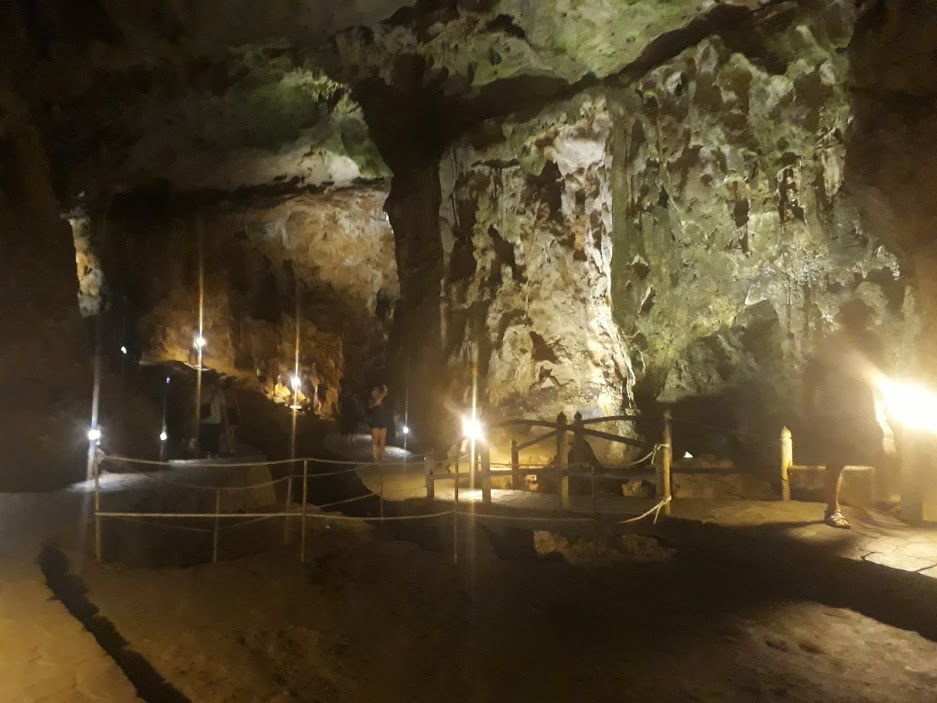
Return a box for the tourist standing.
[367,384,391,463]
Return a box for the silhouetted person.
[198,381,225,458]
[805,299,891,528]
[338,386,360,445]
[367,384,392,463]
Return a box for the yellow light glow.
[194,335,206,349]
[876,377,937,432]
[462,416,484,442]
[291,375,301,391]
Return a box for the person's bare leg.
[376,428,387,463]
[371,428,381,463]
[825,463,849,527]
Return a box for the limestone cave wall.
[437,1,921,463]
[95,185,398,416]
[440,94,632,456]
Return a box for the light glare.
[876,378,937,432]
[291,374,301,391]
[402,425,410,435]
[120,345,127,354]
[87,427,101,442]
[461,416,484,442]
[159,430,168,442]
[194,335,206,349]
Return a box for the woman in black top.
[367,384,392,463]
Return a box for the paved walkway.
[4,438,936,702]
[0,479,145,703]
[333,434,937,580]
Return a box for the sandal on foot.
[824,511,851,529]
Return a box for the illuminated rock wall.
[98,185,398,416]
[437,2,919,462]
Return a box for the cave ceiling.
[0,0,795,206]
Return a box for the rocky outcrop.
[97,184,398,414]
[436,1,919,463]
[440,94,632,449]
[847,0,937,364]
[0,83,94,489]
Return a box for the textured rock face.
[2,0,933,479]
[605,6,919,435]
[331,0,764,94]
[0,84,94,489]
[440,95,631,439]
[847,0,937,361]
[437,1,919,462]
[99,186,398,413]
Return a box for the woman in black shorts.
[367,384,392,463]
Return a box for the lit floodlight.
[402,425,410,435]
[159,430,168,442]
[194,335,207,349]
[461,416,485,442]
[291,375,301,391]
[87,427,102,442]
[876,377,937,433]
[683,451,693,459]
[120,345,127,354]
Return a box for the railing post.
[424,450,435,501]
[452,445,460,565]
[659,409,673,516]
[780,427,792,501]
[557,412,569,510]
[300,459,309,562]
[283,463,293,545]
[212,488,221,564]
[379,461,385,526]
[481,443,491,505]
[572,411,585,466]
[93,449,102,563]
[510,440,520,491]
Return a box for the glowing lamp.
[402,425,410,435]
[876,377,937,433]
[461,416,485,442]
[683,451,693,459]
[87,427,102,442]
[291,375,301,392]
[165,376,171,384]
[159,430,168,442]
[120,345,127,354]
[194,335,207,349]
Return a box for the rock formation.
[1,0,934,485]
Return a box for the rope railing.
[103,453,429,470]
[91,407,679,566]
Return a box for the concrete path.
[0,479,145,702]
[323,434,937,580]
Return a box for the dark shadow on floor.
[37,545,191,703]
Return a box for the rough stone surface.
[433,2,917,462]
[440,94,632,451]
[99,185,398,414]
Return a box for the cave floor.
[73,516,937,703]
[4,454,937,702]
[345,440,937,581]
